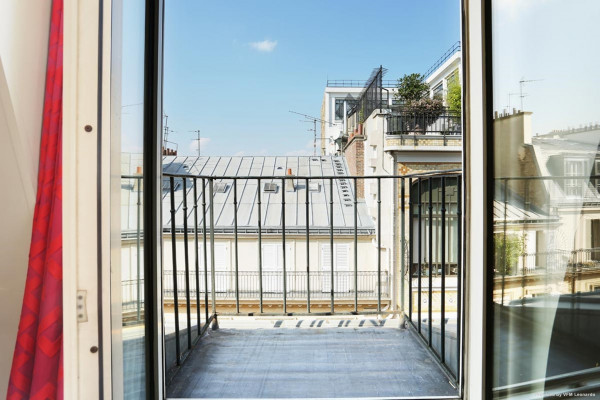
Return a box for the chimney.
[134,166,143,191]
[285,168,295,192]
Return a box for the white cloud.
[249,39,277,53]
[190,137,211,153]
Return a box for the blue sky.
[492,0,600,136]
[158,0,461,156]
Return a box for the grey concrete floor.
[167,317,457,399]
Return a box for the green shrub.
[494,233,525,275]
[447,81,462,115]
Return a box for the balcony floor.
[166,316,457,399]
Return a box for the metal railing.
[423,41,461,79]
[520,248,600,275]
[327,79,397,88]
[158,170,463,381]
[386,108,462,142]
[162,270,389,300]
[495,175,600,305]
[407,175,463,379]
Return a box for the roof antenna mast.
[190,129,202,157]
[289,110,337,156]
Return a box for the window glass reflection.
[491,0,600,396]
[112,0,147,398]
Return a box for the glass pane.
[491,1,600,397]
[111,0,147,398]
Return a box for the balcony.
[385,108,462,152]
[121,168,463,398]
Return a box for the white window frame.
[261,243,294,293]
[320,243,350,293]
[564,158,587,198]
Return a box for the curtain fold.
[7,0,64,399]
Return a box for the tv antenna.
[519,78,543,111]
[163,114,176,147]
[189,129,202,157]
[505,92,521,111]
[289,110,338,155]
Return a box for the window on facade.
[335,99,345,120]
[432,83,443,99]
[446,69,458,85]
[320,244,350,293]
[564,158,587,198]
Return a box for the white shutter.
[335,244,350,292]
[321,244,332,293]
[262,244,281,293]
[262,244,279,271]
[321,244,332,271]
[335,244,349,271]
[198,242,229,292]
[214,243,228,271]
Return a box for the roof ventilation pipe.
[285,168,295,192]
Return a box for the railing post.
[136,176,142,322]
[408,178,413,323]
[428,177,433,347]
[441,177,446,363]
[456,176,462,376]
[305,178,311,314]
[417,178,422,334]
[193,178,201,335]
[354,177,358,314]
[182,178,192,350]
[329,177,335,314]
[208,179,218,329]
[377,177,382,313]
[233,178,240,314]
[502,179,508,303]
[281,177,287,314]
[169,176,181,365]
[401,178,406,320]
[201,178,209,325]
[257,178,263,313]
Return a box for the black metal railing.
[327,79,397,88]
[407,175,462,380]
[386,108,462,142]
[162,270,389,300]
[423,41,461,79]
[164,175,218,375]
[346,66,386,123]
[157,169,463,383]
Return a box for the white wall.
[0,2,52,395]
[160,236,378,273]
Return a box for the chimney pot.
[285,169,295,192]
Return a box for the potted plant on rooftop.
[394,73,444,134]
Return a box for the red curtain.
[7,0,64,399]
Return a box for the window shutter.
[335,244,349,271]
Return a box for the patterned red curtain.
[7,0,64,399]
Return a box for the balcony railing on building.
[121,170,464,383]
[385,108,462,146]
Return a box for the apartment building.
[2,1,600,399]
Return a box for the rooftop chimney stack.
[286,168,295,192]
